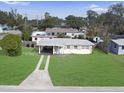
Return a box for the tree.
[45,12,50,19]
[22,24,32,41]
[22,31,31,41]
[108,3,124,17]
[0,34,22,56]
[39,15,63,30]
[65,15,86,30]
[108,3,124,34]
[78,35,85,39]
[57,33,66,38]
[86,10,99,39]
[0,9,25,30]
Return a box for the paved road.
[1,86,124,92]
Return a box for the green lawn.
[0,47,40,85]
[49,49,124,86]
[40,55,47,70]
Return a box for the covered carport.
[37,39,63,54]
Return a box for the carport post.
[39,46,41,54]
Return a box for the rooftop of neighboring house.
[2,30,22,36]
[110,35,124,39]
[112,39,124,46]
[31,31,46,37]
[45,27,80,33]
[0,30,22,40]
[37,38,94,46]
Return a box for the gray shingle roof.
[37,38,94,46]
[45,27,79,33]
[112,39,124,46]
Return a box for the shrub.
[78,35,84,39]
[0,34,22,56]
[57,33,65,38]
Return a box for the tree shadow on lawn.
[0,49,5,56]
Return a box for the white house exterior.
[32,31,47,37]
[37,38,94,55]
[31,31,55,42]
[0,26,3,33]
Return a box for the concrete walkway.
[19,55,53,89]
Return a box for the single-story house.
[109,39,124,55]
[37,38,94,55]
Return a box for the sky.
[0,1,123,20]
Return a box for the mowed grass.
[40,55,47,70]
[49,49,124,86]
[0,47,40,85]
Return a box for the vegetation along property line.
[40,55,48,70]
[0,47,40,85]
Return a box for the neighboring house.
[31,31,55,42]
[37,38,94,55]
[109,39,124,55]
[31,31,47,42]
[3,30,22,36]
[0,24,12,30]
[45,27,86,38]
[0,29,22,40]
[110,35,124,39]
[31,27,87,42]
[93,36,103,44]
[0,26,3,33]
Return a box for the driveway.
[19,55,53,89]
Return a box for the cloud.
[89,4,108,14]
[2,1,30,6]
[89,4,99,8]
[91,7,108,14]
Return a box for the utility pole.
[36,15,39,28]
[24,13,27,32]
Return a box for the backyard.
[0,47,40,85]
[49,49,124,86]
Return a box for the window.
[74,46,78,49]
[67,45,70,49]
[114,44,117,48]
[37,34,40,35]
[82,46,89,49]
[52,32,54,35]
[35,38,37,40]
[47,33,50,35]
[85,46,89,49]
[122,46,124,50]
